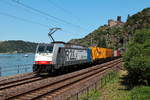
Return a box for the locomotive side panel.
[56,47,88,68]
[55,48,65,68]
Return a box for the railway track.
[0,58,122,100]
[0,76,44,90]
[0,72,36,86]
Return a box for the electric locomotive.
[33,42,92,75]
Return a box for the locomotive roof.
[38,43,54,46]
[51,41,65,44]
[38,41,87,48]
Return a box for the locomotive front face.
[35,44,54,64]
[33,44,54,74]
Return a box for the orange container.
[90,47,113,60]
[106,48,113,58]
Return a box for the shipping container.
[90,47,113,60]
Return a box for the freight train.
[33,42,121,75]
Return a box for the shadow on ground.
[118,72,149,90]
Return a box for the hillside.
[0,40,37,53]
[69,7,150,49]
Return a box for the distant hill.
[0,40,37,53]
[69,7,150,49]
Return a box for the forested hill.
[0,40,37,53]
[69,7,150,49]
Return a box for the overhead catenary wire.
[0,12,50,28]
[0,0,59,28]
[0,0,81,36]
[11,0,87,31]
[47,0,97,33]
[0,11,77,35]
[47,0,81,22]
[3,12,82,36]
[0,0,85,39]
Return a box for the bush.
[123,28,150,85]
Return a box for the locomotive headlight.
[35,61,53,64]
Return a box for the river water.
[0,53,35,77]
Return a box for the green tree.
[123,28,150,85]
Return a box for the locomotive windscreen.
[46,46,53,53]
[37,45,53,53]
[38,46,45,53]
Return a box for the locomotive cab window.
[46,46,53,53]
[37,46,45,53]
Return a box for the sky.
[0,0,149,43]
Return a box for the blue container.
[87,48,92,62]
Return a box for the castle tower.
[117,16,121,22]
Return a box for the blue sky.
[0,0,149,43]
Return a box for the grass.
[99,70,131,100]
[80,70,150,100]
[80,89,100,100]
[131,86,150,100]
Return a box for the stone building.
[108,16,124,27]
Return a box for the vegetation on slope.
[69,8,150,50]
[125,8,150,34]
[69,24,125,49]
[0,40,37,53]
[123,8,150,86]
[123,28,150,85]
